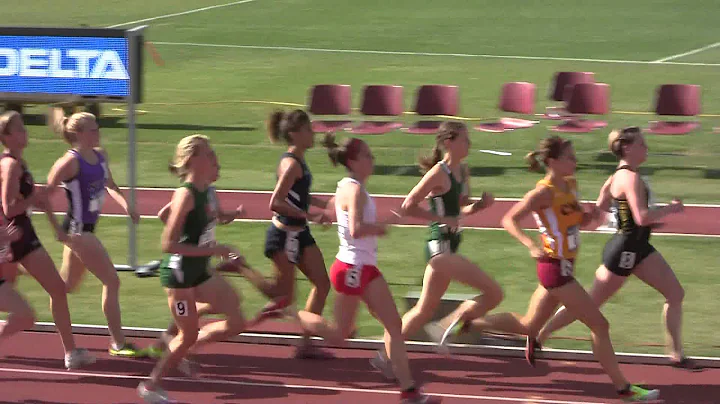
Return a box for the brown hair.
[608,126,642,158]
[0,111,21,137]
[49,107,97,144]
[418,121,467,172]
[267,109,311,144]
[525,136,573,173]
[322,133,365,168]
[168,134,209,179]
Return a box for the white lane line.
[106,0,256,28]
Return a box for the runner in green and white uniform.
[372,122,505,378]
[159,182,216,289]
[425,161,464,261]
[139,135,247,404]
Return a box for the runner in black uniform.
[0,111,94,370]
[537,127,699,370]
[243,109,338,359]
[0,222,35,350]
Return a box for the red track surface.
[2,332,718,403]
[10,188,714,403]
[45,188,720,235]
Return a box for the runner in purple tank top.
[62,148,108,234]
[45,109,143,358]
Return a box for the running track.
[2,332,718,403]
[44,187,720,235]
[11,188,715,403]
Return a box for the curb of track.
[12,321,720,369]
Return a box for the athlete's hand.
[213,244,240,259]
[311,211,333,228]
[0,225,22,243]
[477,192,495,210]
[668,198,684,214]
[128,210,141,224]
[529,245,547,260]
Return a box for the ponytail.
[322,132,345,167]
[267,110,285,144]
[418,144,443,172]
[525,151,543,173]
[418,121,467,172]
[266,109,311,145]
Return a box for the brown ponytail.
[525,151,543,173]
[267,109,311,144]
[526,136,572,172]
[418,121,467,172]
[322,132,365,169]
[608,126,641,158]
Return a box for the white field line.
[152,41,720,67]
[106,0,256,29]
[653,41,720,63]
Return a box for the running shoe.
[250,296,292,326]
[369,350,397,382]
[400,387,443,403]
[671,357,704,372]
[618,385,660,402]
[64,348,96,370]
[109,342,145,358]
[144,345,165,359]
[294,344,336,360]
[525,336,542,367]
[424,321,450,355]
[138,382,176,404]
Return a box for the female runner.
[45,108,142,357]
[138,134,247,403]
[455,136,660,401]
[535,127,695,369]
[0,110,94,369]
[323,134,440,403]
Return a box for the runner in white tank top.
[323,134,441,404]
[335,177,378,267]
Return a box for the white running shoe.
[64,348,96,370]
[424,322,450,355]
[369,350,397,382]
[138,382,176,404]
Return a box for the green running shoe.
[619,385,660,402]
[109,342,145,358]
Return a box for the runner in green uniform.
[138,135,247,404]
[372,122,504,375]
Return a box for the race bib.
[567,225,580,251]
[198,224,216,247]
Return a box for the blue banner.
[0,35,129,97]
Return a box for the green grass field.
[4,1,720,356]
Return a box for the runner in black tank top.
[536,127,699,371]
[247,109,337,359]
[0,110,95,370]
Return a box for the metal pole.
[125,26,146,274]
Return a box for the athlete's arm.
[400,165,454,224]
[459,164,493,216]
[623,171,681,226]
[502,185,552,256]
[345,181,386,239]
[98,149,139,223]
[157,201,172,224]
[268,157,309,219]
[161,187,234,257]
[583,176,613,227]
[1,159,43,218]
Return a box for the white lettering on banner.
[19,48,48,77]
[0,48,128,80]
